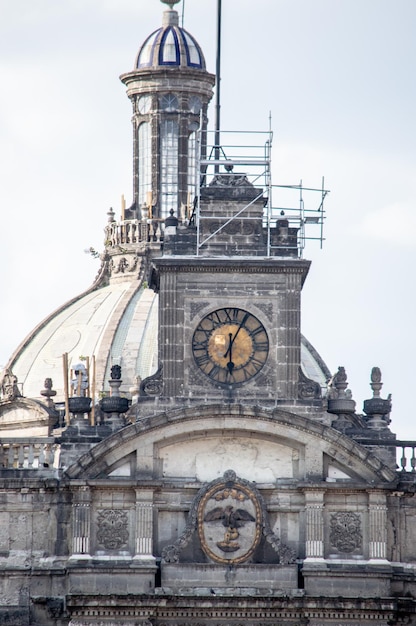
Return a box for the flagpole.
[214,0,222,173]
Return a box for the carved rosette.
[96,509,129,550]
[329,511,362,553]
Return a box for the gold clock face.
[192,307,269,386]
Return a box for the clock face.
[192,307,269,386]
[137,95,151,114]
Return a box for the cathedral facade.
[1,2,416,625]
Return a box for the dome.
[6,276,329,403]
[7,279,158,402]
[136,9,206,70]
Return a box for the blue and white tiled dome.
[136,8,206,70]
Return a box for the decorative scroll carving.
[140,364,163,397]
[96,509,129,550]
[161,469,296,565]
[209,174,254,188]
[254,302,273,322]
[242,222,255,235]
[111,256,139,274]
[190,301,210,317]
[298,366,322,400]
[329,511,362,553]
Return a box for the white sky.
[1,0,415,439]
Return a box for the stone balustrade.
[105,219,163,247]
[0,437,416,475]
[0,438,60,469]
[397,441,416,472]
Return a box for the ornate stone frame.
[161,469,296,564]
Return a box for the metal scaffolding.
[195,127,329,257]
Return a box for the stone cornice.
[66,593,399,621]
[154,256,311,278]
[64,403,397,483]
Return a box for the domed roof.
[7,279,158,402]
[136,8,206,70]
[6,272,329,404]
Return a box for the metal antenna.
[214,0,222,173]
[181,0,185,27]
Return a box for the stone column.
[71,487,91,557]
[304,490,325,560]
[134,489,155,561]
[368,491,388,560]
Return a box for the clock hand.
[223,312,250,358]
[226,334,235,373]
[224,332,233,359]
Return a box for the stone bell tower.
[120,0,215,222]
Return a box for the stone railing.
[396,441,416,473]
[105,219,163,247]
[0,437,415,475]
[0,438,60,470]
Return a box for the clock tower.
[141,147,323,413]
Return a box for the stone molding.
[66,595,398,624]
[154,257,311,279]
[64,404,397,483]
[161,469,296,564]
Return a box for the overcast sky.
[1,0,415,439]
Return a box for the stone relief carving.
[161,469,296,565]
[96,509,129,550]
[200,479,259,564]
[190,301,210,317]
[254,372,272,387]
[208,221,221,234]
[253,302,273,322]
[110,255,139,274]
[140,364,163,397]
[329,511,362,553]
[224,221,240,235]
[242,222,255,235]
[0,368,21,401]
[209,173,254,188]
[298,366,322,400]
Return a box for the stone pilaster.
[134,489,155,560]
[304,490,325,559]
[71,487,91,557]
[285,273,301,399]
[368,491,388,560]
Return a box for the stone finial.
[107,207,115,223]
[363,367,392,429]
[110,364,122,380]
[100,365,129,429]
[327,366,356,416]
[161,0,180,8]
[328,367,350,400]
[370,366,382,397]
[129,375,142,405]
[40,378,57,408]
[0,368,21,401]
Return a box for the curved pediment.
[0,397,54,436]
[64,404,396,484]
